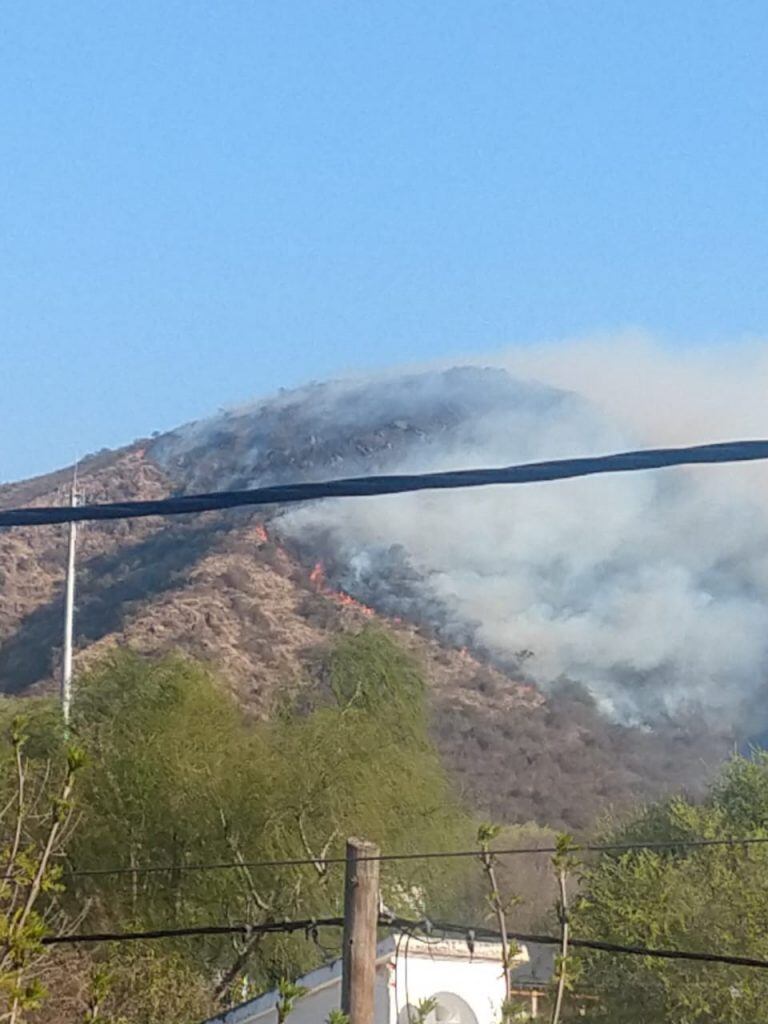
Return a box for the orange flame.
[334,591,375,617]
[254,523,268,544]
[308,560,374,616]
[309,561,326,588]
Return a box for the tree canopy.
[0,629,475,1022]
[571,752,768,1023]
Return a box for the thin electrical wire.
[4,439,768,528]
[56,834,768,881]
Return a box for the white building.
[204,933,553,1024]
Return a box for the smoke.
[153,337,768,728]
[493,330,768,501]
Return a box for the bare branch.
[213,928,265,1004]
[297,811,338,880]
[5,736,25,883]
[13,766,76,941]
[477,824,515,1007]
[550,837,574,1024]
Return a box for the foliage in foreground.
[571,752,768,1023]
[13,629,766,1023]
[0,719,83,1022]
[0,629,474,1022]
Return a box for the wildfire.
[309,560,374,617]
[309,561,326,588]
[335,591,375,617]
[254,523,269,544]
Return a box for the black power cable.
[3,439,768,528]
[388,917,768,972]
[41,913,768,972]
[42,915,344,946]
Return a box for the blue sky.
[2,1,767,482]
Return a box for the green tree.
[0,716,84,1022]
[327,628,426,727]
[79,945,216,1024]
[571,752,768,1023]
[3,631,474,1019]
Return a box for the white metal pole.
[61,471,78,726]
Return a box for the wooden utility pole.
[341,837,380,1024]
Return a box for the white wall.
[206,935,522,1024]
[391,940,507,1024]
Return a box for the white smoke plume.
[154,335,768,728]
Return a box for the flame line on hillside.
[4,439,768,528]
[308,559,375,616]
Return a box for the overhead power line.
[3,439,768,528]
[390,917,768,972]
[61,834,768,881]
[41,912,768,971]
[42,916,344,946]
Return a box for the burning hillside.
[0,364,745,828]
[151,365,768,732]
[309,561,375,617]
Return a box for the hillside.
[0,472,728,832]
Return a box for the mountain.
[0,367,735,830]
